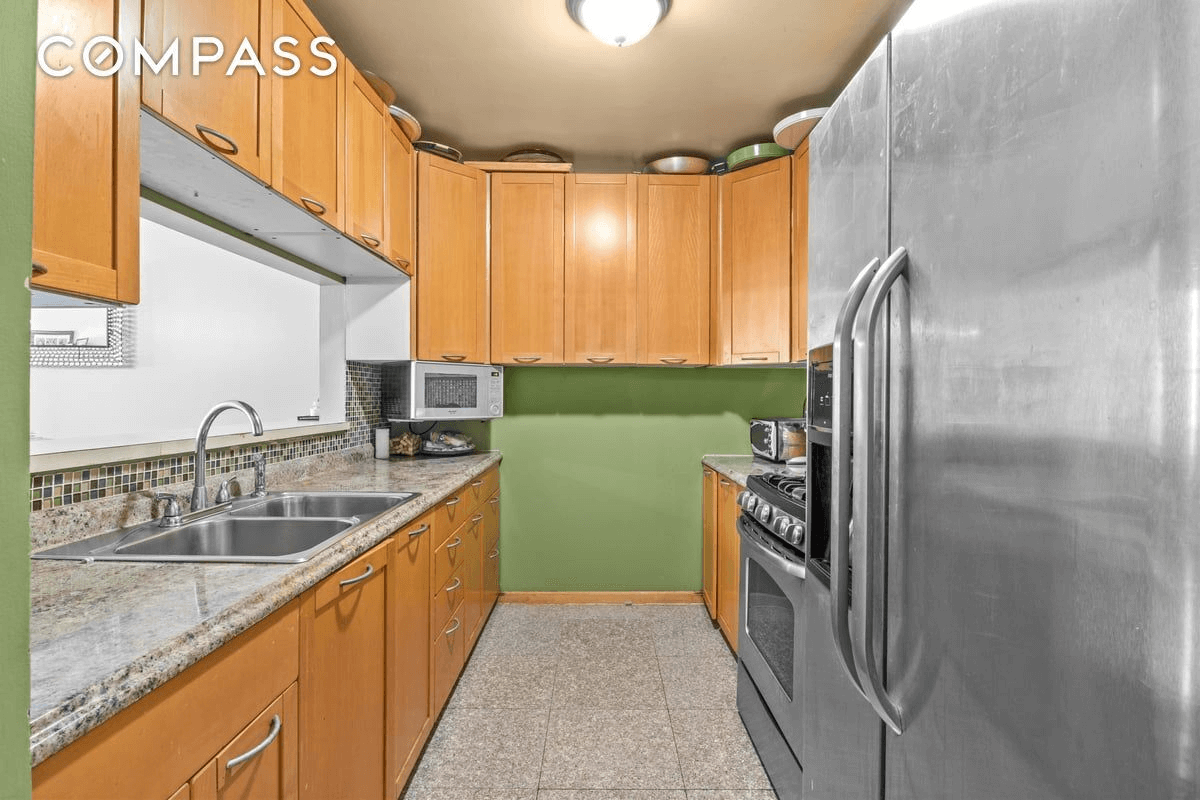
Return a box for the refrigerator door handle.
[830,256,882,693]
[851,246,909,735]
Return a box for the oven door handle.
[736,516,807,581]
[830,256,881,693]
[850,246,909,735]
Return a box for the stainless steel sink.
[230,492,414,520]
[32,491,419,564]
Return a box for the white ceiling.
[304,0,912,170]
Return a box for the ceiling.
[304,0,913,170]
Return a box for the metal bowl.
[388,106,421,141]
[648,155,711,175]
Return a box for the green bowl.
[726,142,792,171]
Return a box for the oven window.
[746,558,795,699]
[424,374,477,409]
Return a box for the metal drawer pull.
[446,536,463,549]
[442,354,467,361]
[31,263,48,278]
[488,498,499,505]
[446,577,462,592]
[513,356,541,363]
[740,356,770,361]
[226,715,281,771]
[299,196,327,215]
[488,549,499,559]
[360,233,382,248]
[194,124,239,155]
[396,258,411,269]
[408,524,430,537]
[471,480,484,487]
[659,357,687,364]
[719,479,731,487]
[445,497,461,506]
[339,563,374,588]
[444,618,461,636]
[586,356,615,364]
[471,514,483,523]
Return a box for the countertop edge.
[29,452,501,766]
[701,454,782,486]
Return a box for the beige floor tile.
[670,710,773,791]
[474,612,562,657]
[658,656,738,709]
[540,709,683,790]
[552,653,666,709]
[638,607,730,659]
[451,654,558,709]
[408,707,548,789]
[685,792,780,800]
[538,791,687,799]
[557,619,656,659]
[405,790,538,800]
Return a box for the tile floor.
[403,602,780,800]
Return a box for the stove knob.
[756,504,773,525]
[786,522,807,547]
[770,515,794,537]
[736,490,757,512]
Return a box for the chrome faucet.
[191,401,264,511]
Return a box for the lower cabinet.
[189,684,298,800]
[389,513,434,797]
[714,474,744,652]
[482,491,501,616]
[299,542,390,800]
[701,467,718,620]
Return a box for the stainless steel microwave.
[380,361,504,421]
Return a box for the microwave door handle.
[830,256,881,693]
[850,246,909,735]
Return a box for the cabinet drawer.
[433,514,483,589]
[433,611,468,710]
[467,468,499,508]
[432,565,466,639]
[313,542,389,610]
[434,491,471,543]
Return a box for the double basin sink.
[33,491,419,564]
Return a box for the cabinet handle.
[299,196,327,216]
[194,124,239,155]
[740,356,770,362]
[659,357,687,364]
[444,497,461,506]
[225,715,281,772]
[408,524,429,537]
[513,356,542,363]
[444,618,461,636]
[446,536,463,549]
[338,563,374,588]
[31,263,48,278]
[488,497,499,506]
[360,233,382,249]
[442,354,467,362]
[446,577,462,592]
[719,479,731,487]
[395,258,412,270]
[488,549,499,559]
[471,514,483,523]
[586,356,615,364]
[471,480,484,487]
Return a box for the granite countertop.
[29,452,501,767]
[702,454,799,486]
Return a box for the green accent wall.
[0,0,35,797]
[487,367,805,592]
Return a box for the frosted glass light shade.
[568,0,670,47]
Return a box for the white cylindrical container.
[374,427,390,459]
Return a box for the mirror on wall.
[30,308,133,367]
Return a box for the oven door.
[736,514,806,767]
[412,362,491,420]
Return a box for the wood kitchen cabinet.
[482,491,501,616]
[791,141,811,362]
[701,466,718,620]
[715,157,792,365]
[389,513,433,796]
[31,0,140,303]
[715,475,743,652]
[384,123,416,274]
[417,154,489,363]
[464,510,485,647]
[189,684,298,800]
[299,542,389,800]
[490,173,565,365]
[344,64,388,256]
[142,0,272,180]
[270,0,343,228]
[637,175,713,366]
[564,174,639,365]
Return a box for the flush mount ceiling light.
[567,0,671,47]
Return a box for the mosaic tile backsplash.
[29,361,382,512]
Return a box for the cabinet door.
[490,173,565,365]
[144,0,272,180]
[32,0,139,303]
[190,684,298,800]
[463,512,485,648]
[791,142,810,363]
[433,609,467,712]
[716,158,792,364]
[716,477,742,652]
[384,123,415,273]
[636,175,712,366]
[389,515,432,795]
[417,154,488,363]
[270,0,343,227]
[344,66,386,253]
[564,174,638,365]
[701,467,718,620]
[299,543,389,800]
[482,491,501,616]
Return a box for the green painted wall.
[487,367,805,592]
[0,1,35,797]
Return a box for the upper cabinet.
[715,157,792,365]
[384,124,415,273]
[31,0,140,304]
[791,142,810,362]
[490,173,565,365]
[564,174,638,365]
[637,175,713,366]
[270,0,343,228]
[344,65,387,255]
[417,154,489,364]
[143,0,272,180]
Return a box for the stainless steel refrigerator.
[804,1,1200,798]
